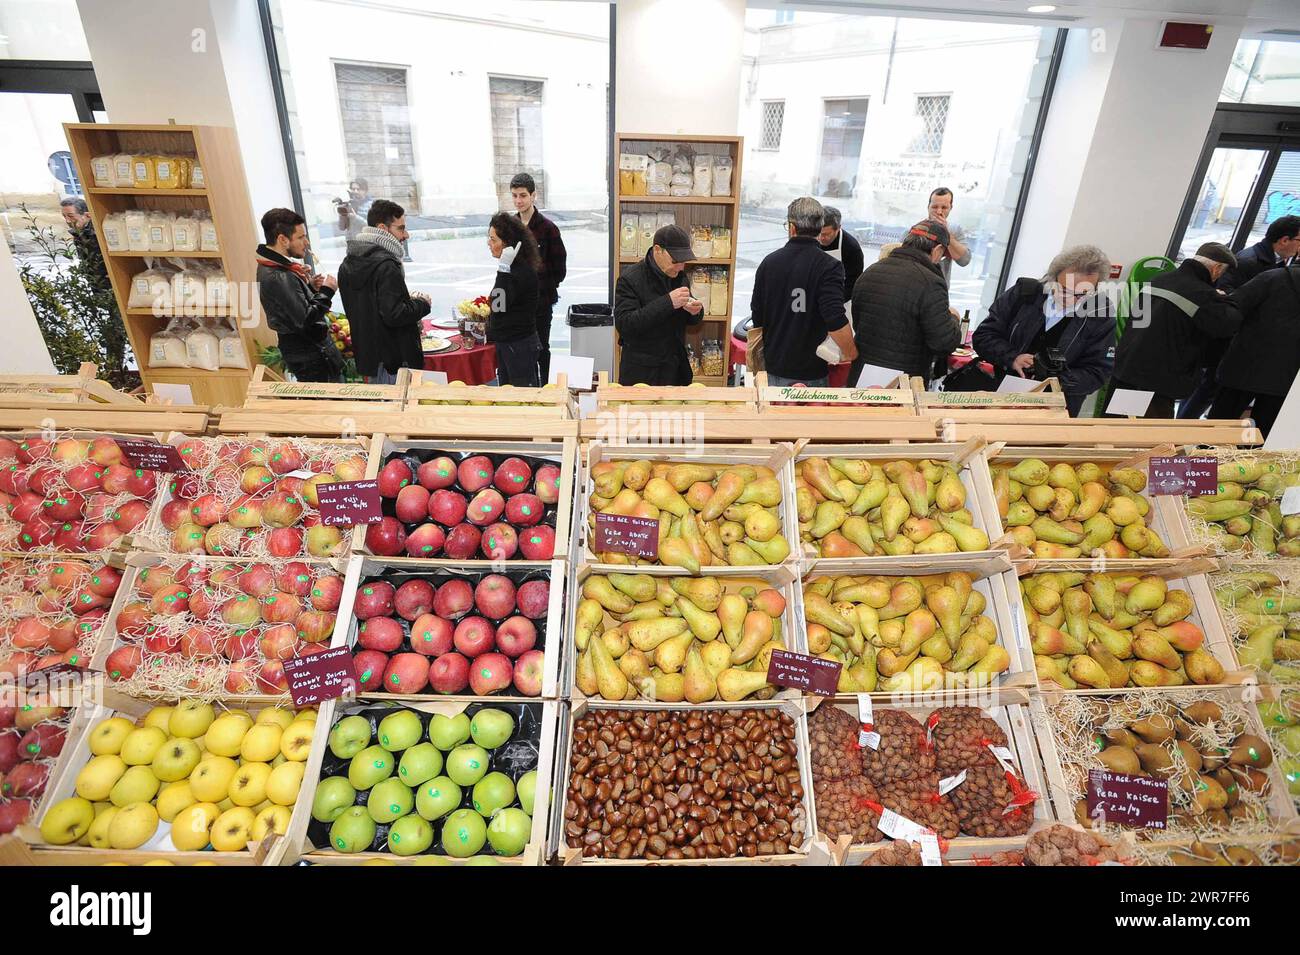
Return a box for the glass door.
[1239,148,1300,251]
[0,91,87,259]
[1174,146,1268,260]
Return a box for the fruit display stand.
[353,435,575,567]
[332,555,564,700]
[1201,563,1300,688]
[238,364,411,413]
[801,552,1035,698]
[296,697,558,865]
[913,376,1070,422]
[1030,686,1298,851]
[755,370,917,419]
[565,563,803,705]
[25,689,326,865]
[405,371,574,425]
[1166,448,1300,559]
[579,442,798,577]
[806,688,1053,864]
[554,697,823,865]
[795,441,1003,571]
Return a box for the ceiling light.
[1027,5,1056,12]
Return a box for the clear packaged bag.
[123,210,150,253]
[637,214,656,258]
[148,211,174,252]
[710,226,731,259]
[199,216,219,252]
[184,321,220,371]
[669,173,692,197]
[655,211,676,231]
[189,162,206,189]
[149,318,190,368]
[171,214,200,252]
[204,268,230,309]
[689,267,712,313]
[216,321,250,369]
[90,155,114,188]
[711,155,734,197]
[692,154,714,197]
[112,153,134,188]
[709,268,729,316]
[172,267,206,314]
[619,219,638,257]
[690,226,713,260]
[100,213,128,253]
[618,153,648,197]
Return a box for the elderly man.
[613,224,703,385]
[60,197,107,284]
[750,197,857,386]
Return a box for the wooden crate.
[926,416,1263,447]
[806,688,1054,864]
[915,376,1069,421]
[239,364,410,413]
[333,555,566,701]
[295,696,559,866]
[594,371,756,415]
[801,551,1036,699]
[1164,447,1300,559]
[23,689,325,865]
[350,434,576,569]
[553,696,820,865]
[578,441,798,576]
[406,370,573,419]
[1199,561,1300,678]
[755,370,916,419]
[796,440,1004,572]
[565,562,804,705]
[0,834,265,865]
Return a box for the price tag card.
[877,807,929,843]
[918,833,943,866]
[593,512,660,559]
[996,374,1038,394]
[856,693,874,726]
[115,439,184,473]
[316,479,383,527]
[1282,486,1300,517]
[766,649,842,696]
[1183,456,1218,497]
[1086,769,1168,829]
[855,364,906,388]
[986,743,1017,774]
[283,647,357,707]
[1106,388,1154,417]
[858,729,881,750]
[938,769,967,796]
[1149,456,1218,497]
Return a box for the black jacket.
[851,245,957,382]
[1218,265,1300,396]
[488,258,540,343]
[820,228,864,303]
[1113,259,1241,399]
[751,235,847,381]
[1219,239,1283,293]
[972,278,1116,415]
[614,250,699,385]
[518,209,567,307]
[255,245,342,371]
[337,232,431,377]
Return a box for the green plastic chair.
[1091,255,1176,416]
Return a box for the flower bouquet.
[457,296,490,345]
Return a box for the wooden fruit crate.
[1164,447,1300,559]
[924,415,1263,447]
[754,370,915,418]
[915,376,1069,421]
[594,370,756,415]
[238,363,410,413]
[405,370,574,422]
[0,834,264,865]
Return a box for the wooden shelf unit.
[613,133,742,384]
[64,123,272,407]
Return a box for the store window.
[265,0,611,355]
[737,11,1056,321]
[1221,39,1300,108]
[759,101,785,150]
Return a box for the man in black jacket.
[614,225,703,385]
[1110,243,1240,418]
[1209,264,1300,437]
[255,208,345,383]
[337,199,431,384]
[850,219,956,385]
[751,197,857,386]
[511,173,567,383]
[971,244,1114,416]
[818,206,863,305]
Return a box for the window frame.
[758,99,785,151]
[905,91,952,157]
[814,95,870,199]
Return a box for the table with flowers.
[422,296,497,384]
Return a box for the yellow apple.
[88,717,135,756]
[108,802,159,849]
[280,720,314,761]
[255,707,295,730]
[294,708,319,724]
[40,797,95,845]
[86,805,119,848]
[170,802,219,851]
[189,756,239,802]
[228,762,271,807]
[76,754,127,801]
[210,806,256,851]
[266,761,305,806]
[152,738,202,782]
[109,765,161,807]
[203,712,253,758]
[142,860,175,866]
[119,726,168,766]
[217,797,234,812]
[143,705,175,732]
[156,781,196,822]
[240,724,282,762]
[251,804,291,841]
[168,700,215,739]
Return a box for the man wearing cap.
[613,224,703,385]
[750,197,857,386]
[1110,242,1241,419]
[849,218,959,385]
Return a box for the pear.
[829,457,874,484]
[951,633,989,671]
[949,572,975,609]
[574,598,605,651]
[925,585,963,646]
[1119,522,1150,553]
[880,657,944,693]
[802,457,843,501]
[1068,655,1112,688]
[654,630,695,674]
[1105,496,1142,527]
[896,470,930,519]
[574,642,598,696]
[724,501,762,524]
[719,521,746,545]
[903,515,941,543]
[1033,541,1081,558]
[700,519,728,562]
[1097,746,1141,774]
[605,573,654,603]
[582,576,635,614]
[716,667,770,702]
[914,532,958,554]
[624,616,689,652]
[1125,576,1168,614]
[745,535,791,564]
[659,538,700,573]
[810,500,847,538]
[681,644,718,703]
[738,478,782,507]
[1185,647,1225,685]
[795,486,817,523]
[668,576,721,612]
[617,648,652,683]
[1084,575,1118,619]
[879,535,915,556]
[899,608,938,655]
[1031,515,1083,545]
[937,513,989,551]
[1006,501,1036,527]
[622,459,652,490]
[1073,481,1108,520]
[845,655,878,693]
[1133,632,1182,670]
[879,580,924,620]
[700,640,732,678]
[1009,458,1049,486]
[1079,514,1116,552]
[666,463,716,492]
[1109,467,1147,493]
[1047,462,1081,497]
[732,610,774,664]
[1073,462,1101,484]
[674,596,721,642]
[1087,617,1133,659]
[1030,623,1083,656]
[589,627,629,701]
[920,632,952,663]
[934,471,966,512]
[850,479,890,516]
[835,577,890,606]
[641,477,689,517]
[603,489,643,516]
[1036,654,1077,689]
[744,508,782,543]
[1087,640,1130,688]
[1061,588,1093,646]
[591,461,627,498]
[640,670,683,702]
[833,516,873,555]
[1025,484,1056,511]
[992,467,1011,518]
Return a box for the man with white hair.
[1110,242,1240,419]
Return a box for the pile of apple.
[350,571,548,697]
[103,557,345,697]
[365,450,560,561]
[0,435,161,554]
[39,701,316,852]
[0,557,122,676]
[310,704,539,859]
[149,437,367,559]
[0,703,70,834]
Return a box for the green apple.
[367,777,415,823]
[472,772,515,818]
[398,742,443,787]
[428,713,471,751]
[329,715,372,759]
[465,855,501,866]
[377,710,423,752]
[517,770,537,816]
[469,708,514,750]
[441,808,486,857]
[329,805,376,853]
[387,814,433,856]
[348,744,394,790]
[415,776,461,822]
[311,775,357,823]
[446,744,490,787]
[411,856,452,866]
[487,807,531,856]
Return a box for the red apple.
[144,630,180,655]
[161,499,192,531]
[0,437,16,460]
[228,496,264,528]
[260,591,303,624]
[458,455,495,493]
[169,472,203,499]
[259,624,299,661]
[188,494,227,528]
[0,733,18,774]
[353,581,396,619]
[194,586,224,621]
[115,601,152,636]
[27,465,61,496]
[220,594,262,628]
[352,649,387,691]
[305,524,344,558]
[15,438,49,464]
[495,616,537,657]
[125,468,156,498]
[410,613,454,657]
[510,649,543,695]
[104,644,141,681]
[85,523,124,552]
[21,724,66,759]
[0,799,32,835]
[112,499,150,532]
[332,455,367,482]
[534,464,561,505]
[237,444,268,468]
[180,625,221,659]
[262,491,304,528]
[494,456,534,496]
[6,761,49,799]
[238,562,277,597]
[71,588,110,614]
[11,619,49,650]
[394,579,436,621]
[480,524,518,561]
[51,438,89,464]
[310,575,344,612]
[516,579,550,619]
[268,443,306,475]
[173,560,206,591]
[404,523,446,558]
[466,489,505,527]
[382,653,429,693]
[428,489,468,526]
[428,651,470,694]
[64,463,101,492]
[356,616,404,652]
[0,463,26,496]
[378,458,413,499]
[46,619,77,653]
[0,653,37,681]
[504,492,544,527]
[149,583,190,616]
[443,523,482,560]
[225,657,260,693]
[453,616,495,658]
[275,477,306,500]
[295,610,336,644]
[0,708,13,729]
[266,526,304,558]
[89,437,123,466]
[223,629,260,660]
[257,659,289,693]
[364,517,406,556]
[417,456,458,491]
[519,525,556,560]
[48,561,89,591]
[474,575,517,619]
[18,518,56,549]
[276,561,315,597]
[468,652,513,696]
[138,565,176,596]
[52,522,85,552]
[173,439,210,470]
[433,579,474,619]
[395,485,431,524]
[8,492,43,523]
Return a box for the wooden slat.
[0,409,206,433]
[936,420,1263,446]
[217,409,577,438]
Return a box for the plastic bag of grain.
[669,172,692,197]
[637,214,656,258]
[124,209,150,252]
[711,226,731,259]
[189,162,206,189]
[172,214,200,252]
[131,155,157,189]
[172,266,207,314]
[149,319,190,368]
[204,268,230,309]
[90,155,115,188]
[711,155,734,197]
[619,153,648,196]
[689,267,712,313]
[709,268,729,316]
[183,321,221,371]
[112,153,134,187]
[690,226,713,260]
[656,211,676,231]
[216,321,250,369]
[127,268,162,309]
[619,218,638,257]
[101,213,128,253]
[148,211,175,252]
[693,154,713,197]
[199,216,219,252]
[155,155,182,189]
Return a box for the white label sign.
[1106,388,1154,417]
[996,373,1038,394]
[856,693,874,726]
[550,355,595,391]
[987,743,1017,774]
[858,729,881,750]
[919,833,943,866]
[1282,486,1300,517]
[877,807,930,843]
[420,370,448,385]
[938,769,968,796]
[855,363,906,388]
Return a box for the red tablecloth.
[730,334,851,387]
[422,323,496,384]
[947,348,994,375]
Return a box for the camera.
[1033,346,1067,380]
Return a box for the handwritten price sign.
[283,647,357,707]
[316,480,383,527]
[766,650,841,695]
[1086,769,1167,829]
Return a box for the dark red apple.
[18,518,56,549]
[262,491,304,528]
[395,485,431,524]
[458,456,495,493]
[495,616,537,657]
[125,468,156,497]
[378,458,413,499]
[257,659,289,693]
[534,464,561,505]
[160,499,192,531]
[516,579,550,619]
[468,652,513,696]
[144,630,180,655]
[237,444,269,468]
[222,629,260,660]
[0,464,26,497]
[353,581,396,619]
[237,563,277,597]
[433,579,474,619]
[443,523,481,560]
[27,465,61,496]
[428,651,470,694]
[382,652,429,694]
[63,463,101,492]
[493,457,533,496]
[365,516,406,556]
[474,575,517,619]
[353,649,388,691]
[0,799,32,835]
[173,439,211,471]
[404,523,446,558]
[394,579,436,621]
[357,616,404,652]
[8,492,43,523]
[453,616,495,658]
[20,724,66,759]
[480,524,518,561]
[44,491,85,524]
[417,456,458,491]
[0,731,21,772]
[428,489,468,526]
[113,499,151,533]
[85,523,124,552]
[512,649,545,696]
[504,493,545,527]
[104,644,142,681]
[410,613,454,657]
[189,493,227,528]
[168,472,203,499]
[466,489,505,527]
[519,525,556,560]
[52,522,85,552]
[6,761,48,799]
[310,575,344,612]
[86,566,122,598]
[268,443,307,475]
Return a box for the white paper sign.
[938,769,968,796]
[987,743,1017,774]
[1281,486,1300,517]
[1106,388,1154,416]
[420,370,448,385]
[550,355,594,391]
[578,393,598,418]
[996,374,1038,394]
[858,729,881,750]
[856,693,874,726]
[151,382,194,405]
[877,808,929,843]
[855,364,905,388]
[919,833,943,866]
[1008,602,1026,651]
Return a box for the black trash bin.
[566,304,615,378]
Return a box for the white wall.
[0,249,56,375]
